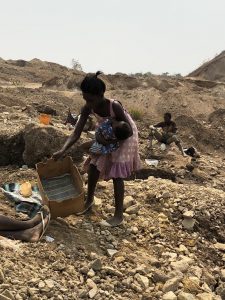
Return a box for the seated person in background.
[149,112,186,156]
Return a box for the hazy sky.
[0,0,225,75]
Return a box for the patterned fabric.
[1,183,42,218]
[84,99,141,180]
[90,119,119,154]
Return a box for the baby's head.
[112,119,130,140]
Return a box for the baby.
[90,118,131,155]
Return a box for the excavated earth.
[0,58,225,300]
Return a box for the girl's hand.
[52,149,65,161]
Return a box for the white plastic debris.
[45,236,55,243]
[145,159,159,167]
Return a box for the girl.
[53,72,140,227]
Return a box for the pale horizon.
[1,0,225,75]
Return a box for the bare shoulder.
[81,105,91,116]
[112,100,124,113]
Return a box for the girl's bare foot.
[100,216,123,227]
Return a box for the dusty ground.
[0,58,225,300]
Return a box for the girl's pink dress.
[85,99,141,180]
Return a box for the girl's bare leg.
[106,178,124,226]
[86,164,100,209]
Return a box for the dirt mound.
[43,72,179,93]
[0,128,24,165]
[1,57,225,299]
[0,58,79,85]
[188,50,225,82]
[42,71,85,90]
[23,124,66,166]
[209,108,225,128]
[175,115,225,151]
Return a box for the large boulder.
[23,124,84,166]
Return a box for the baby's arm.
[96,131,117,145]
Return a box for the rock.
[125,204,140,215]
[186,163,195,172]
[91,259,102,271]
[103,267,123,277]
[98,181,110,189]
[201,282,212,293]
[177,292,196,300]
[182,276,201,293]
[34,103,57,115]
[171,261,189,273]
[86,279,97,289]
[87,269,95,277]
[158,213,169,223]
[135,274,149,289]
[182,218,196,230]
[215,243,225,252]
[44,279,55,289]
[130,283,142,293]
[23,123,83,166]
[1,290,13,300]
[149,257,161,268]
[79,289,88,298]
[114,256,125,263]
[0,270,5,283]
[162,192,171,199]
[171,258,193,273]
[80,266,89,275]
[162,291,177,300]
[183,211,195,218]
[38,281,45,289]
[94,196,102,206]
[0,294,11,300]
[124,196,135,209]
[221,269,225,281]
[189,266,202,279]
[89,287,98,299]
[135,264,150,275]
[163,277,182,293]
[23,124,66,166]
[216,283,225,299]
[131,226,139,234]
[178,245,189,255]
[202,270,217,288]
[152,270,169,283]
[192,168,208,181]
[196,293,213,300]
[106,249,118,257]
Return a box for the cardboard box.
[36,156,85,218]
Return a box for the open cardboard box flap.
[36,156,85,219]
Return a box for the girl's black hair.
[114,121,130,141]
[80,71,106,95]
